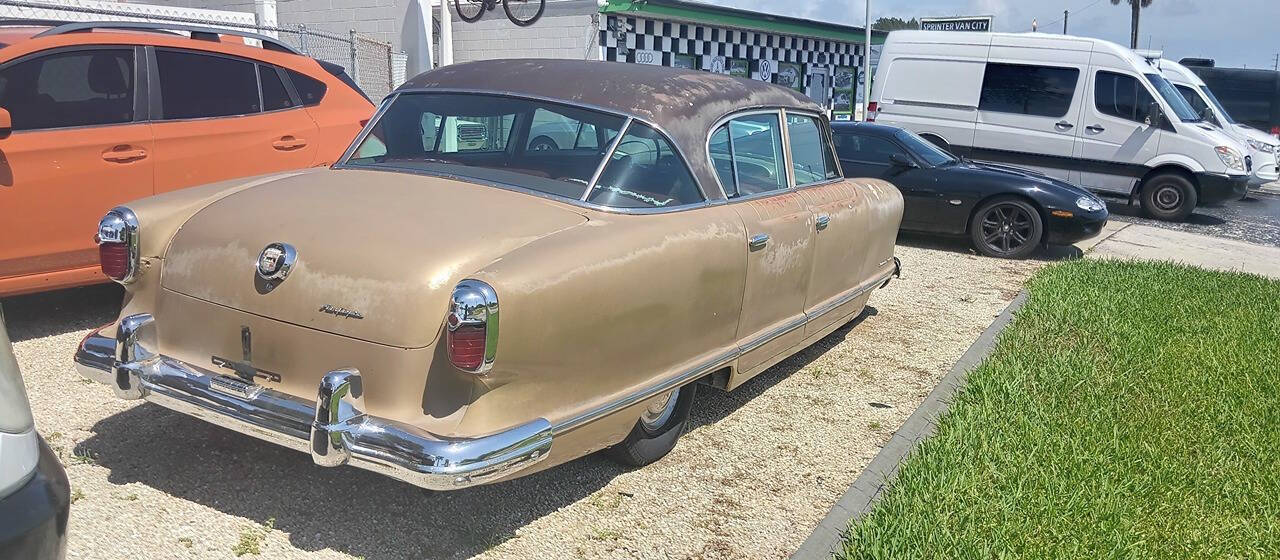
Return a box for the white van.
[1154,57,1280,190]
[869,31,1251,221]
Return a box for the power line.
[1033,0,1102,32]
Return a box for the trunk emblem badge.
[255,242,297,293]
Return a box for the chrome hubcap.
[1155,186,1181,210]
[639,389,678,430]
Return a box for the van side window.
[0,49,134,131]
[1094,71,1155,122]
[786,114,840,185]
[979,63,1080,118]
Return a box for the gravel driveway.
[6,242,1042,560]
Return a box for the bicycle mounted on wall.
[455,0,545,26]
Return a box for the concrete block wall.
[450,0,600,63]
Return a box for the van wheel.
[1140,173,1197,221]
[606,384,695,467]
[969,197,1043,259]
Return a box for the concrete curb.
[790,291,1030,560]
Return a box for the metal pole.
[862,0,871,121]
[1063,10,1068,34]
[298,23,309,54]
[1274,54,1279,71]
[349,29,359,81]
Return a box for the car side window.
[0,49,134,131]
[259,65,294,111]
[1095,71,1155,122]
[155,50,259,119]
[786,114,839,185]
[979,62,1080,118]
[835,134,904,164]
[709,125,736,195]
[587,122,702,208]
[286,69,327,106]
[725,113,787,197]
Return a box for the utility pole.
[1274,53,1279,71]
[1063,10,1068,34]
[862,0,871,121]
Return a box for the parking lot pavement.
[1104,189,1280,248]
[4,243,1044,560]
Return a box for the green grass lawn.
[840,260,1280,559]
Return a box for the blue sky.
[707,0,1280,69]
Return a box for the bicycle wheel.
[454,0,485,23]
[502,0,544,26]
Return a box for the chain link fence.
[0,0,406,99]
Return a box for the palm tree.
[1111,0,1154,49]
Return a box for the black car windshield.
[345,93,627,200]
[1145,73,1201,122]
[1199,85,1237,125]
[894,129,955,167]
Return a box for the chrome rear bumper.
[73,315,552,490]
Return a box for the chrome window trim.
[337,91,714,214]
[554,264,898,434]
[779,108,798,188]
[704,107,792,201]
[582,117,633,201]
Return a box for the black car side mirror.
[889,153,918,169]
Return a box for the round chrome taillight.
[447,280,498,373]
[97,207,139,284]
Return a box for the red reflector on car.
[99,242,129,280]
[447,325,487,371]
[359,119,370,127]
[866,102,878,122]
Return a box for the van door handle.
[101,147,147,162]
[272,136,308,150]
[815,214,831,230]
[748,233,770,250]
[1085,125,1106,133]
[1054,121,1074,130]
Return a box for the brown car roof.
[396,59,827,199]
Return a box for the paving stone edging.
[790,290,1030,560]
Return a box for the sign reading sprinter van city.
[919,16,994,32]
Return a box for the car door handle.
[1085,125,1106,133]
[101,147,147,162]
[748,233,769,250]
[272,136,308,150]
[815,214,831,230]
[1054,121,1074,130]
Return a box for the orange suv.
[0,21,375,296]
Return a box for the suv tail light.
[446,280,498,373]
[866,102,878,122]
[96,208,139,283]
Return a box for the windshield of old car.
[894,129,955,167]
[345,93,626,200]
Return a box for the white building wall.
[450,0,600,63]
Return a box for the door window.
[979,62,1080,118]
[786,114,839,185]
[155,50,259,119]
[720,113,788,197]
[0,49,134,131]
[833,134,904,165]
[259,65,295,111]
[1094,71,1155,122]
[587,122,702,208]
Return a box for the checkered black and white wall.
[598,14,865,111]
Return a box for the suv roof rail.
[32,21,301,55]
[0,19,69,27]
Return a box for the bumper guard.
[73,315,553,490]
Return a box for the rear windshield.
[345,93,703,207]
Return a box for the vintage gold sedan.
[74,60,903,490]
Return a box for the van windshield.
[1145,73,1202,122]
[1199,85,1237,125]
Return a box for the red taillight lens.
[447,325,487,371]
[99,242,129,280]
[1272,126,1279,137]
[866,102,878,122]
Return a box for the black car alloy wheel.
[970,197,1043,259]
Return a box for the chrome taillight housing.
[96,207,139,283]
[446,280,498,373]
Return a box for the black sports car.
[832,122,1109,259]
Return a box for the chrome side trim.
[738,315,807,355]
[806,267,896,322]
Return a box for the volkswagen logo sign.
[256,242,296,283]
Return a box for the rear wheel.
[606,384,695,467]
[503,0,545,26]
[528,136,558,151]
[969,197,1043,259]
[1139,173,1197,221]
[453,0,485,22]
